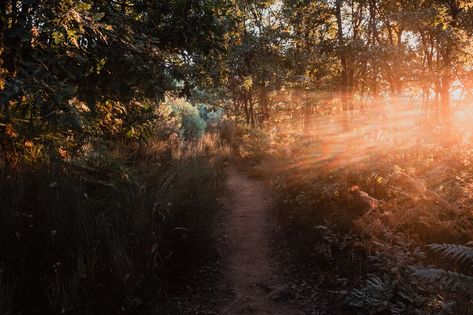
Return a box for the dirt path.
[219,167,301,315]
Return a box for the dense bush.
[198,104,223,123]
[163,96,207,140]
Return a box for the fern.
[428,244,473,265]
[412,242,473,294]
[414,268,473,292]
[345,276,407,314]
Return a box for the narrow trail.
[219,167,301,315]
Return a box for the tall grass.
[0,133,228,315]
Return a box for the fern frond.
[414,268,473,292]
[345,276,408,314]
[428,243,473,265]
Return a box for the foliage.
[236,127,271,164]
[345,276,407,315]
[414,268,473,292]
[268,134,473,313]
[1,0,473,313]
[197,103,224,127]
[429,243,473,265]
[0,135,226,314]
[218,122,271,165]
[163,96,207,140]
[0,3,232,311]
[0,0,230,164]
[414,243,473,294]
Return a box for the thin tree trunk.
[243,94,250,125]
[336,0,350,131]
[440,76,451,122]
[259,85,269,122]
[249,94,255,127]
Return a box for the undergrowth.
[266,138,473,314]
[0,129,228,314]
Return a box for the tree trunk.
[259,85,269,122]
[303,89,312,135]
[0,1,5,52]
[243,94,250,125]
[249,95,255,127]
[368,0,379,98]
[336,0,350,131]
[440,76,451,122]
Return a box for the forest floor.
[217,166,302,315]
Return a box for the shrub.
[197,103,224,128]
[163,96,206,140]
[217,122,270,165]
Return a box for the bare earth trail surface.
[218,166,302,314]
